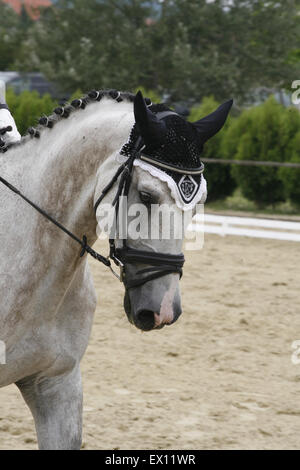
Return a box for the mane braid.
[1,89,141,154]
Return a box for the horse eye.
[139,191,152,205]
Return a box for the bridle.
[93,110,204,290]
[0,111,204,291]
[94,137,186,290]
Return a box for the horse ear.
[134,90,166,147]
[193,99,233,143]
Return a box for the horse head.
[95,91,233,331]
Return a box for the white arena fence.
[189,213,300,242]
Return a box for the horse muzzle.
[123,274,182,332]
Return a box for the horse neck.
[2,99,134,264]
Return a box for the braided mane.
[2,89,155,154]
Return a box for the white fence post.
[0,341,6,365]
[221,218,228,237]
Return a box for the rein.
[0,175,111,267]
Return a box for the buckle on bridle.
[108,254,124,282]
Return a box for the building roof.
[2,0,52,20]
[0,71,57,97]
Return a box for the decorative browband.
[139,154,205,175]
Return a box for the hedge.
[279,129,300,206]
[222,96,296,207]
[6,88,57,136]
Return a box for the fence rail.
[190,213,300,242]
[201,158,300,169]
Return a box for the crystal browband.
[139,154,205,175]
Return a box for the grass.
[205,189,300,219]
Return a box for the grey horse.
[0,90,232,449]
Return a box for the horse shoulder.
[45,261,97,378]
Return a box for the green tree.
[15,0,154,94]
[14,0,300,103]
[160,0,300,101]
[0,3,34,71]
[0,4,21,70]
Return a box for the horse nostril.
[136,310,155,331]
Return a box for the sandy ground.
[1,233,300,450]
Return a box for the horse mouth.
[124,292,162,331]
[124,290,133,323]
[123,290,181,331]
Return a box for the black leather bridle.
[93,109,205,290]
[94,136,186,290]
